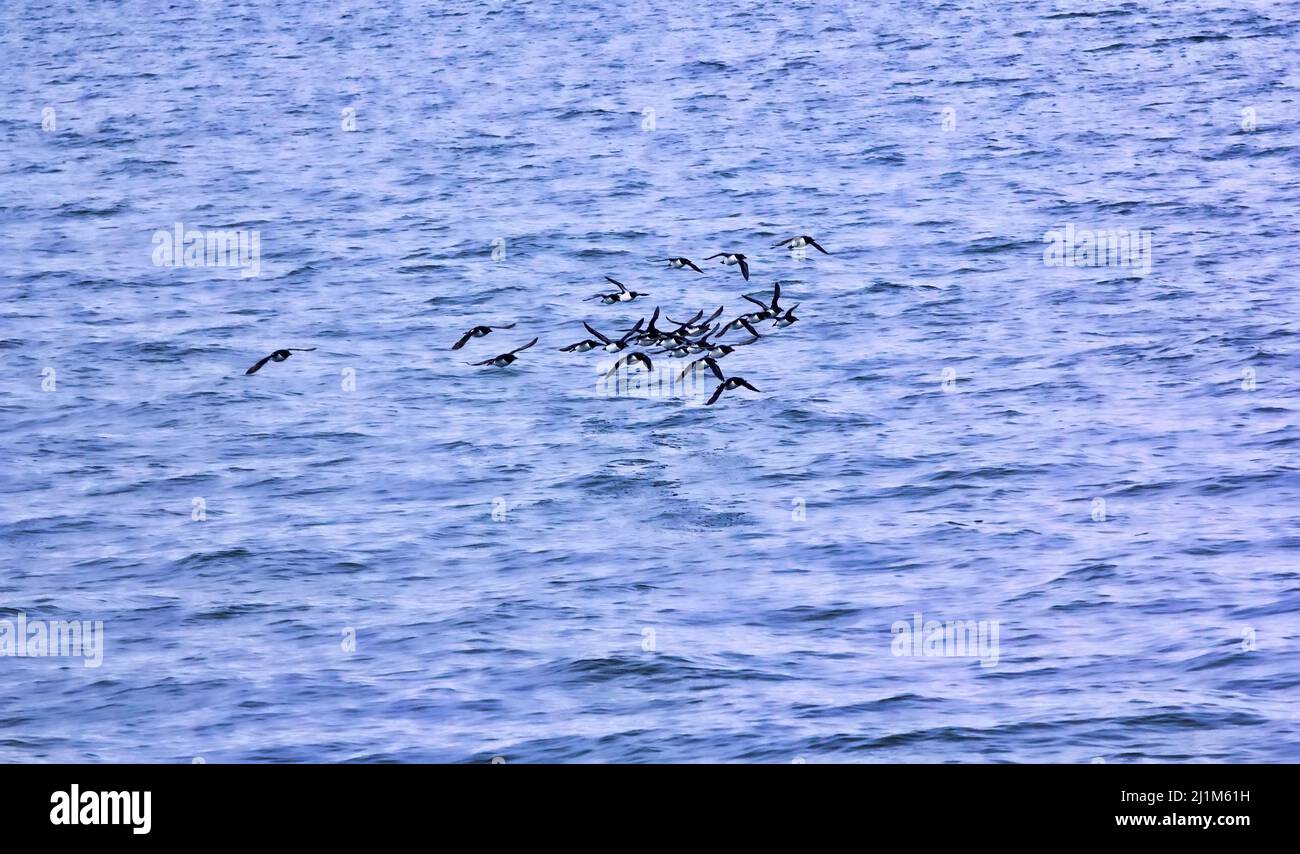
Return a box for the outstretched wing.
[618,319,644,344]
[244,353,274,375]
[703,357,724,381]
[451,330,475,350]
[771,236,796,248]
[510,337,539,355]
[738,379,760,392]
[805,237,829,254]
[706,384,726,406]
[684,259,703,272]
[737,257,750,280]
[583,322,611,344]
[703,253,725,260]
[605,276,627,293]
[742,294,769,310]
[771,281,782,311]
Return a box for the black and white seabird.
[558,337,602,353]
[604,351,653,377]
[666,306,724,337]
[719,315,762,338]
[772,235,829,254]
[704,252,750,281]
[706,375,761,406]
[677,355,726,381]
[584,276,648,304]
[245,347,316,375]
[635,307,672,346]
[467,337,538,367]
[738,281,783,322]
[452,322,516,350]
[563,320,641,353]
[649,257,704,272]
[772,303,800,328]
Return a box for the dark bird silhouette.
[772,235,829,254]
[584,276,648,304]
[452,322,516,350]
[649,257,704,272]
[706,375,761,406]
[666,306,724,336]
[604,351,653,377]
[245,348,316,375]
[467,337,538,367]
[678,355,726,381]
[704,252,749,280]
[772,303,800,328]
[720,315,762,338]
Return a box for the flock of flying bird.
[244,234,830,406]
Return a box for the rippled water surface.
[2,0,1299,762]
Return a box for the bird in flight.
[245,348,316,375]
[452,322,516,350]
[467,337,538,367]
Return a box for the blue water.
[2,0,1298,762]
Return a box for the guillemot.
[772,235,829,254]
[678,355,726,381]
[649,257,704,272]
[772,303,800,328]
[740,281,783,321]
[704,252,750,281]
[245,347,316,375]
[452,322,516,350]
[719,315,762,338]
[706,375,761,406]
[604,351,653,377]
[584,276,647,304]
[467,337,538,367]
[562,320,641,353]
[665,305,724,337]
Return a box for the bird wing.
[703,253,725,260]
[706,384,726,406]
[738,379,760,392]
[605,355,629,377]
[703,357,724,381]
[605,276,627,292]
[771,236,796,248]
[286,347,317,352]
[511,337,539,354]
[739,318,760,337]
[742,294,769,310]
[495,322,516,330]
[771,281,782,310]
[583,322,611,344]
[806,237,829,254]
[685,259,703,272]
[738,257,750,280]
[245,353,274,375]
[451,330,475,350]
[618,319,643,344]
